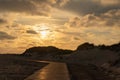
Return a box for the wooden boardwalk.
[25,61,70,80]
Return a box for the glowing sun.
[33,24,50,39]
[40,30,49,39]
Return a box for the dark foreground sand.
[0,54,115,80]
[0,55,48,80]
[67,63,114,80]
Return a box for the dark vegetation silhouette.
[22,42,120,56]
[97,42,120,52]
[77,42,95,50]
[77,42,120,52]
[22,46,73,56]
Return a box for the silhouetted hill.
[76,42,120,52]
[22,42,120,58]
[77,42,95,50]
[107,42,120,52]
[97,43,120,52]
[22,46,73,57]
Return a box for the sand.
[0,54,48,80]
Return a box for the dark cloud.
[0,18,7,24]
[54,0,70,6]
[0,0,53,16]
[65,9,120,27]
[62,0,120,15]
[73,37,80,40]
[26,30,37,34]
[0,31,16,40]
[0,0,69,16]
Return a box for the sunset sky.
[0,0,120,53]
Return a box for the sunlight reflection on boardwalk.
[25,61,70,80]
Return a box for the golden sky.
[0,0,120,53]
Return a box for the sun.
[33,24,50,39]
[40,30,48,39]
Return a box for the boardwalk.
[25,61,70,80]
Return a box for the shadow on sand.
[0,54,48,80]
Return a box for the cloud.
[94,0,120,5]
[0,0,119,53]
[0,18,7,24]
[0,0,50,16]
[54,0,70,6]
[73,37,80,40]
[0,31,16,40]
[26,30,38,34]
[63,0,120,15]
[0,0,69,16]
[65,9,120,27]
